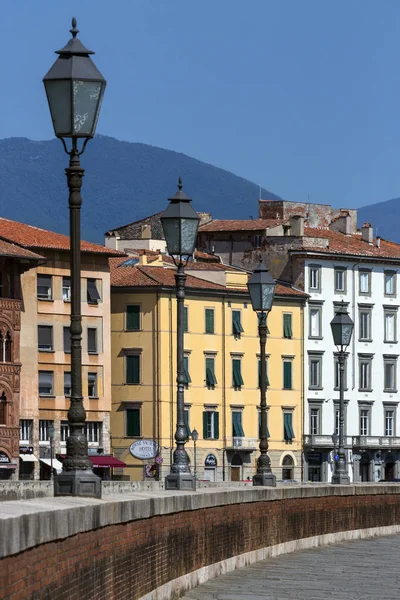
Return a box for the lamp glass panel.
[73,80,103,136]
[261,284,275,312]
[44,80,72,136]
[341,323,353,347]
[180,218,199,256]
[162,218,181,256]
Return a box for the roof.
[275,283,307,298]
[198,219,284,232]
[300,228,400,260]
[0,239,44,261]
[105,212,165,240]
[0,218,123,256]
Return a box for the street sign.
[155,456,163,465]
[130,439,159,460]
[334,454,339,461]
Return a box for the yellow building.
[110,252,306,482]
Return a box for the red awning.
[89,456,126,468]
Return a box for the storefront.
[19,446,38,480]
[0,450,17,480]
[203,453,218,482]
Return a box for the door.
[204,467,215,482]
[231,466,240,481]
[385,462,395,482]
[360,457,370,482]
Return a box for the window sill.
[39,395,56,398]
[358,388,373,393]
[358,339,372,343]
[334,387,349,392]
[87,302,100,306]
[37,298,54,302]
[125,382,141,386]
[63,299,71,303]
[123,436,142,439]
[88,352,99,356]
[38,349,55,353]
[384,341,398,344]
[384,389,398,393]
[88,396,99,400]
[282,388,293,391]
[308,386,323,391]
[125,329,141,333]
[308,336,323,340]
[334,290,347,294]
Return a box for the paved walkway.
[182,534,400,599]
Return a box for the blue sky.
[2,0,400,208]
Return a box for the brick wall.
[1,487,400,600]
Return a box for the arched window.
[282,454,294,480]
[0,392,6,425]
[0,330,12,363]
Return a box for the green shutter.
[184,410,191,438]
[258,359,269,388]
[206,357,217,386]
[232,359,244,387]
[126,355,140,384]
[126,409,140,436]
[183,356,191,385]
[214,412,219,439]
[232,411,244,437]
[126,305,140,330]
[284,412,294,441]
[203,411,208,439]
[232,311,244,335]
[283,314,292,338]
[205,309,214,334]
[183,307,188,333]
[283,361,292,389]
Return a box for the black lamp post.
[161,178,200,491]
[330,301,354,485]
[247,260,276,487]
[43,18,106,498]
[191,428,199,479]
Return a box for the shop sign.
[0,451,10,463]
[204,453,218,467]
[19,446,33,454]
[130,439,159,460]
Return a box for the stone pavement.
[182,534,400,599]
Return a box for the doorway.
[385,461,395,482]
[360,455,370,482]
[282,455,294,480]
[230,453,243,481]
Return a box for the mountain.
[358,198,400,243]
[0,136,280,243]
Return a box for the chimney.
[289,215,305,237]
[376,236,381,248]
[139,253,148,265]
[361,222,373,244]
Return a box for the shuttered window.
[232,310,244,336]
[205,308,214,334]
[126,305,140,331]
[38,326,53,351]
[87,328,97,353]
[87,279,100,304]
[126,408,141,437]
[126,355,140,384]
[283,314,292,338]
[183,356,191,386]
[232,411,245,437]
[203,411,219,439]
[63,327,71,353]
[284,412,295,441]
[206,357,217,387]
[232,358,244,388]
[283,361,292,390]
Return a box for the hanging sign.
[204,453,218,467]
[130,439,159,460]
[0,451,10,463]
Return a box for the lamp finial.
[178,177,183,191]
[70,17,79,38]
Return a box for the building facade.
[110,253,306,482]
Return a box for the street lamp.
[191,428,199,479]
[247,259,276,487]
[330,301,354,485]
[161,178,199,491]
[43,18,106,498]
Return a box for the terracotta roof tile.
[0,239,44,261]
[0,218,123,256]
[301,227,400,260]
[199,219,284,232]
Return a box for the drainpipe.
[222,296,227,481]
[155,291,161,479]
[169,293,174,471]
[300,300,305,482]
[351,262,359,390]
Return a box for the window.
[283,412,295,442]
[0,330,11,362]
[60,421,70,442]
[253,234,262,248]
[384,271,396,297]
[183,356,191,388]
[126,354,140,384]
[309,265,321,292]
[309,354,322,389]
[359,356,372,391]
[126,305,140,331]
[359,307,372,341]
[283,360,292,390]
[0,392,6,425]
[258,410,270,438]
[205,356,217,388]
[38,325,53,351]
[258,358,269,389]
[39,420,54,442]
[385,408,395,437]
[38,371,53,396]
[384,310,397,343]
[203,410,219,439]
[232,310,244,337]
[334,268,346,293]
[87,278,100,304]
[360,408,370,436]
[359,270,371,295]
[62,277,71,301]
[37,275,52,300]
[232,358,244,389]
[334,407,340,436]
[283,314,292,338]
[384,357,397,391]
[232,411,244,437]
[87,328,98,354]
[309,305,322,338]
[63,326,71,353]
[20,419,33,443]
[184,408,191,438]
[282,455,294,480]
[64,372,71,396]
[334,354,347,390]
[86,422,101,443]
[183,306,188,333]
[88,372,98,397]
[205,308,215,334]
[126,408,141,437]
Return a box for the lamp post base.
[331,472,350,485]
[54,469,102,498]
[253,471,276,487]
[165,472,196,491]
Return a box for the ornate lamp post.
[330,301,354,485]
[43,18,106,498]
[161,178,199,491]
[247,260,276,487]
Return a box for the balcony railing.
[352,436,400,448]
[226,437,258,450]
[303,435,353,448]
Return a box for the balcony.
[226,437,258,451]
[352,436,400,448]
[303,435,353,448]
